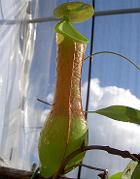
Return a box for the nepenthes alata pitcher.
[38,2,93,179]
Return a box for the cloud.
[81,78,140,110]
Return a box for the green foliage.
[122,160,140,179]
[54,20,89,43]
[108,161,140,179]
[108,172,123,179]
[92,105,140,125]
[131,163,140,178]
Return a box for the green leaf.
[54,20,89,43]
[131,163,140,179]
[108,172,123,179]
[53,2,94,23]
[108,161,140,179]
[93,105,140,125]
[122,160,140,179]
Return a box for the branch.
[37,98,52,106]
[53,145,140,179]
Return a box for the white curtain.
[0,0,38,169]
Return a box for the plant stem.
[84,51,140,72]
